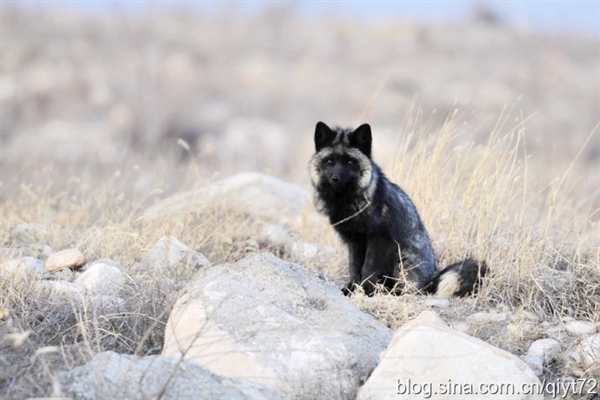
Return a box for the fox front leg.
[342,241,366,296]
[361,236,399,296]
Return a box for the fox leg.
[400,247,436,290]
[342,241,366,296]
[361,236,399,296]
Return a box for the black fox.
[309,121,486,297]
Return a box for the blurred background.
[1,1,598,202]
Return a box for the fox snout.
[326,172,344,188]
[325,165,355,191]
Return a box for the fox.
[309,121,486,297]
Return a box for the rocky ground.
[1,4,599,400]
[2,172,599,399]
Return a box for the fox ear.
[349,123,372,157]
[314,121,336,152]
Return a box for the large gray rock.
[58,351,285,400]
[141,172,310,224]
[357,311,543,400]
[162,252,392,400]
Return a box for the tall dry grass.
[386,108,599,321]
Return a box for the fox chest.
[328,203,386,238]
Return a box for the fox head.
[310,122,373,193]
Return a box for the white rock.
[90,258,125,271]
[74,262,127,295]
[45,249,85,272]
[564,320,596,335]
[58,351,286,400]
[357,311,542,400]
[142,172,310,225]
[520,337,562,377]
[162,252,392,400]
[526,338,561,364]
[1,257,44,276]
[144,236,209,275]
[520,354,543,377]
[577,333,600,370]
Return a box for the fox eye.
[325,159,334,166]
[346,159,354,165]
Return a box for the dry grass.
[391,107,599,319]
[1,107,599,397]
